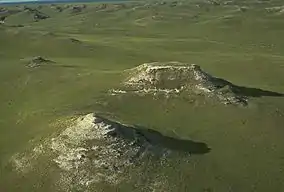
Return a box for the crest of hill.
[120,62,284,106]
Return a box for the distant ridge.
[0,0,126,5]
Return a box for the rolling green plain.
[1,0,284,191]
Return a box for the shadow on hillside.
[95,115,211,155]
[214,77,284,98]
[134,126,211,154]
[233,85,284,98]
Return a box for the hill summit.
[120,62,248,106]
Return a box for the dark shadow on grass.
[69,38,82,44]
[56,64,81,68]
[38,64,81,69]
[133,126,211,154]
[95,115,211,155]
[213,77,284,98]
[232,85,284,98]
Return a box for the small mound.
[97,3,107,10]
[23,7,49,21]
[56,114,206,189]
[27,56,55,68]
[0,16,6,24]
[54,6,63,12]
[42,31,56,36]
[265,6,284,14]
[71,5,87,14]
[21,113,205,191]
[69,38,81,43]
[238,6,249,12]
[34,12,49,21]
[120,62,248,106]
[117,62,284,106]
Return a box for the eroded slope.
[12,113,209,191]
[111,62,283,106]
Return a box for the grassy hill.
[1,0,284,191]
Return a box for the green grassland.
[1,0,284,191]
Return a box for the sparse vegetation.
[117,62,283,106]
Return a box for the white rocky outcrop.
[111,62,248,106]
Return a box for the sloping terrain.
[112,62,284,106]
[12,113,209,191]
[1,0,284,192]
